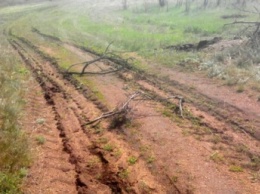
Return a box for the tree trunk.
[216,0,221,6]
[159,0,165,7]
[122,0,127,10]
[203,0,209,8]
[185,0,191,13]
[176,0,183,7]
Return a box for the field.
[0,0,260,193]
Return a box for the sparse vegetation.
[97,137,109,144]
[138,180,151,193]
[35,136,46,145]
[118,169,129,179]
[146,156,156,164]
[236,85,244,93]
[103,143,114,152]
[210,151,224,163]
[0,29,30,193]
[229,165,243,172]
[127,156,138,165]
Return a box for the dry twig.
[83,91,142,126]
[167,95,184,118]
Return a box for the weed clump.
[35,136,46,145]
[127,156,138,165]
[103,144,114,152]
[229,165,243,172]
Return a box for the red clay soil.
[10,36,167,194]
[64,44,260,194]
[9,33,260,194]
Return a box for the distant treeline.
[0,0,56,6]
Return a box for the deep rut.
[8,35,166,193]
[9,37,112,193]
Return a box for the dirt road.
[8,31,260,194]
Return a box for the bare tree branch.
[167,95,184,118]
[224,21,260,26]
[66,42,114,75]
[83,91,142,126]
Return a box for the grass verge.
[0,33,30,193]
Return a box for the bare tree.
[185,0,191,13]
[159,0,166,7]
[122,0,127,10]
[216,0,222,6]
[203,0,209,8]
[176,0,183,7]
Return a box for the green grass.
[0,31,30,193]
[35,136,46,145]
[229,165,244,172]
[6,1,243,53]
[5,0,258,73]
[127,156,138,165]
[103,144,114,152]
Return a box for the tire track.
[9,37,124,193]
[31,28,260,141]
[8,34,167,193]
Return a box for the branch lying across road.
[67,66,124,75]
[66,42,125,75]
[66,56,108,73]
[83,91,142,126]
[83,91,185,126]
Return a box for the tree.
[176,0,183,7]
[159,0,166,7]
[216,0,222,6]
[185,0,191,13]
[203,0,209,8]
[122,0,127,10]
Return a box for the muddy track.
[8,29,260,193]
[8,35,167,193]
[30,30,260,167]
[26,29,260,171]
[31,28,260,141]
[9,38,117,193]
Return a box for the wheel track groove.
[8,36,137,193]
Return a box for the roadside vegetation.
[5,0,259,92]
[0,30,30,193]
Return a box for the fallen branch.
[67,65,123,75]
[83,91,185,126]
[66,42,113,75]
[83,91,142,126]
[167,95,184,118]
[224,21,260,26]
[224,20,260,48]
[66,56,108,73]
